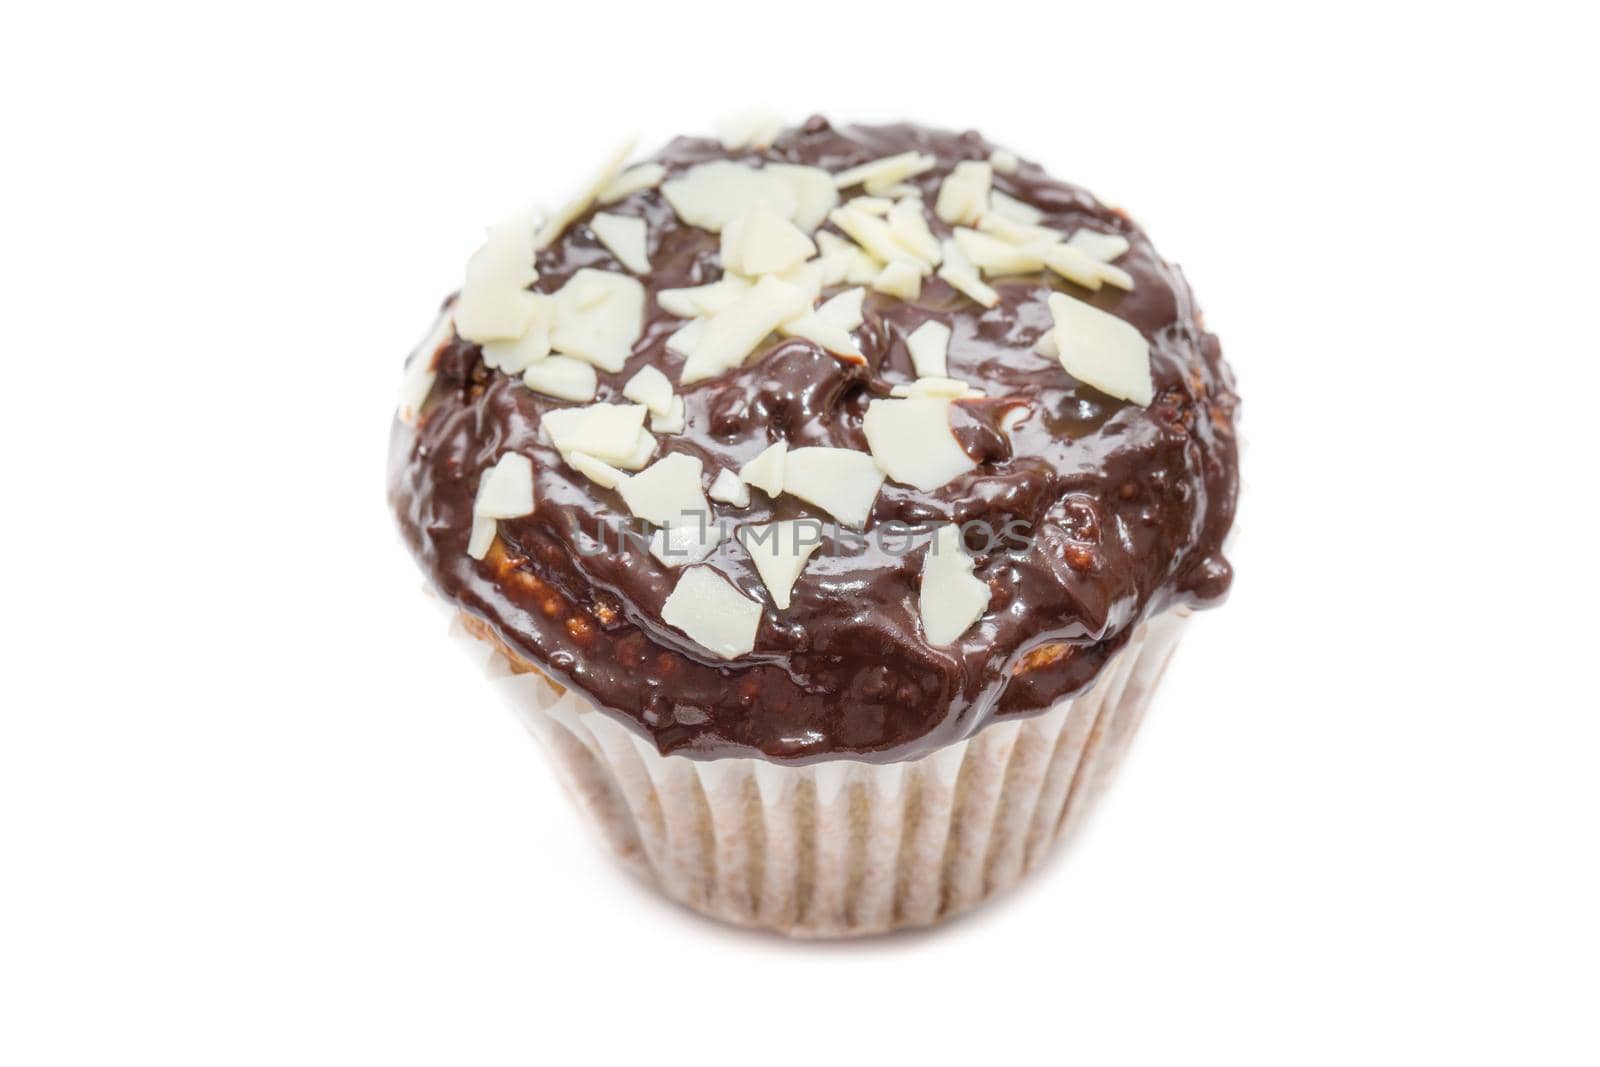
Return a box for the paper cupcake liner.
[445,607,1189,938]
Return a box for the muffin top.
[389,116,1238,764]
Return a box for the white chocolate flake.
[989,189,1044,225]
[721,204,817,277]
[550,268,645,372]
[779,312,861,360]
[763,164,838,233]
[657,276,752,319]
[650,520,726,567]
[872,260,922,300]
[936,238,999,307]
[665,317,706,357]
[541,403,651,466]
[708,468,750,507]
[590,212,651,274]
[649,395,687,434]
[742,520,823,609]
[815,286,865,331]
[480,294,556,373]
[862,397,976,491]
[566,450,628,490]
[1042,243,1107,290]
[521,355,597,402]
[661,567,762,660]
[622,365,675,416]
[597,162,667,205]
[455,213,541,343]
[534,139,636,251]
[918,524,990,646]
[830,205,930,272]
[738,441,787,497]
[832,151,936,195]
[935,160,993,226]
[716,108,785,150]
[1047,292,1154,406]
[906,320,951,378]
[1067,229,1131,263]
[890,377,985,399]
[468,453,535,561]
[618,451,709,528]
[679,274,810,384]
[781,447,884,527]
[887,197,942,264]
[953,226,1048,275]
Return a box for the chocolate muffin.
[389,115,1239,937]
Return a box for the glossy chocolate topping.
[388,118,1239,764]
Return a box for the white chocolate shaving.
[935,160,993,226]
[566,450,628,490]
[549,268,645,372]
[657,276,752,319]
[832,151,936,195]
[540,403,651,466]
[721,204,816,276]
[779,312,861,360]
[480,294,556,373]
[1043,243,1107,290]
[872,260,922,300]
[738,441,787,497]
[763,164,839,233]
[590,212,650,274]
[650,395,687,434]
[742,520,823,610]
[936,238,999,307]
[468,453,535,560]
[663,161,797,232]
[906,320,951,378]
[862,397,976,491]
[918,524,990,646]
[1068,229,1131,263]
[534,139,636,250]
[953,227,1048,275]
[815,231,883,287]
[989,149,1019,175]
[650,520,726,567]
[1047,292,1154,406]
[665,317,706,357]
[455,213,541,343]
[622,365,675,416]
[716,108,785,150]
[597,163,667,205]
[679,274,810,384]
[661,567,762,660]
[815,287,866,331]
[781,447,884,528]
[890,377,984,399]
[829,205,931,272]
[708,468,750,507]
[618,451,709,527]
[887,197,942,263]
[521,355,597,402]
[620,428,657,471]
[989,189,1044,225]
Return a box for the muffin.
[388,115,1239,937]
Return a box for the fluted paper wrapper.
[446,607,1189,938]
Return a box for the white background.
[4,3,1596,1064]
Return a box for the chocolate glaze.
[388,118,1239,764]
